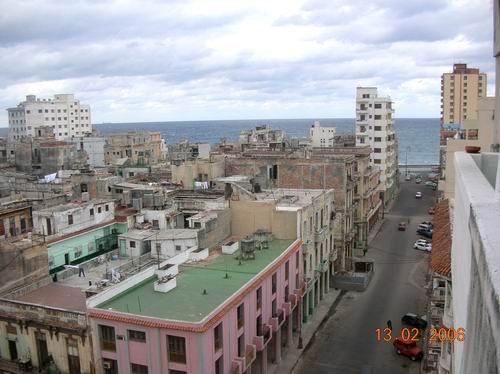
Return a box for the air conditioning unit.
[103,362,112,369]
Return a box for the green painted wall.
[48,222,128,273]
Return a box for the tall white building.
[355,87,398,206]
[7,94,92,140]
[309,120,336,147]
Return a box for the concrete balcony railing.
[302,239,314,254]
[268,315,279,332]
[253,324,272,351]
[289,293,298,310]
[277,308,286,327]
[234,344,257,372]
[317,259,329,273]
[282,301,292,316]
[314,227,328,243]
[294,279,306,297]
[431,288,446,302]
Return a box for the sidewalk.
[272,288,344,374]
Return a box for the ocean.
[94,118,439,165]
[0,118,440,165]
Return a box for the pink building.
[87,238,304,374]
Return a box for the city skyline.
[0,0,495,124]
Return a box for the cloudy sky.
[0,0,494,124]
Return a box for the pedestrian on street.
[387,320,392,330]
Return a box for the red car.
[393,338,423,361]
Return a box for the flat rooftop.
[254,188,330,208]
[17,284,86,312]
[34,199,114,213]
[96,239,294,322]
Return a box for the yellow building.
[441,64,487,125]
[104,131,163,166]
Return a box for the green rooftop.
[97,239,294,322]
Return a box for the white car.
[405,175,411,181]
[416,239,430,245]
[416,192,422,198]
[414,241,432,252]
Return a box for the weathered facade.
[104,132,163,166]
[225,153,355,272]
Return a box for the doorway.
[46,218,52,236]
[8,340,18,361]
[64,253,70,265]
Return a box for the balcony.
[431,288,445,302]
[314,226,327,243]
[277,308,286,327]
[294,279,306,297]
[289,293,298,310]
[268,315,279,332]
[317,259,329,273]
[244,344,257,369]
[329,248,338,261]
[282,301,292,316]
[302,239,314,254]
[253,324,272,351]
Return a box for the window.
[285,285,289,302]
[214,323,223,351]
[272,299,277,318]
[374,103,382,109]
[68,215,73,225]
[374,148,381,153]
[272,273,277,294]
[296,251,299,268]
[374,126,382,131]
[128,330,146,342]
[131,363,148,374]
[285,261,289,281]
[256,287,262,310]
[175,245,181,251]
[374,115,382,120]
[237,303,244,329]
[167,335,186,363]
[38,109,43,113]
[374,137,382,142]
[237,334,245,357]
[130,241,136,248]
[45,109,49,113]
[215,356,223,374]
[99,325,116,351]
[98,207,102,213]
[153,219,159,229]
[105,205,109,211]
[26,110,31,114]
[63,339,80,374]
[374,159,381,164]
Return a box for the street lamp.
[405,146,411,177]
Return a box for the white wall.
[33,201,114,236]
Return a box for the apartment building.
[87,238,304,374]
[239,125,287,152]
[441,97,496,199]
[7,94,92,140]
[355,87,398,207]
[104,132,163,166]
[230,187,335,323]
[450,152,500,373]
[440,64,487,126]
[309,121,336,147]
[225,152,356,273]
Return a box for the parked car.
[414,241,432,252]
[425,181,437,188]
[398,222,407,231]
[428,207,435,215]
[418,223,432,230]
[405,174,411,181]
[415,178,422,184]
[415,192,422,198]
[416,238,431,245]
[393,338,424,361]
[401,313,428,329]
[417,228,433,238]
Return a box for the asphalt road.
[295,178,436,374]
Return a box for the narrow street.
[295,177,435,374]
